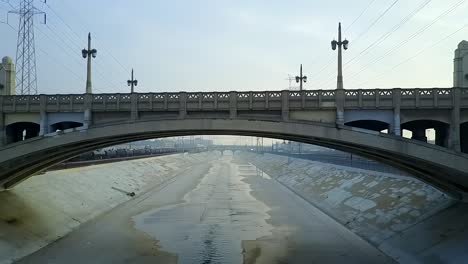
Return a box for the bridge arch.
[0,119,468,200]
[462,121,468,154]
[401,110,451,125]
[344,120,390,132]
[401,119,450,147]
[5,121,40,144]
[50,121,83,132]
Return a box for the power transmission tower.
[9,0,46,95]
[285,74,295,90]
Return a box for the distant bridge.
[1,88,468,200]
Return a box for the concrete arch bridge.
[1,88,468,200]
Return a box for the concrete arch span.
[1,119,468,201]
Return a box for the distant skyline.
[1,0,468,94]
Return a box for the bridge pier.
[0,112,5,147]
[179,92,186,119]
[461,122,468,153]
[449,88,461,151]
[131,93,139,121]
[335,89,344,125]
[435,126,449,147]
[281,90,289,121]
[39,110,48,136]
[83,94,93,129]
[411,127,427,142]
[392,88,401,136]
[230,91,237,119]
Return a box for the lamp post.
[127,68,138,93]
[295,64,307,91]
[82,33,97,94]
[331,23,349,89]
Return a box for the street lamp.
[82,33,97,93]
[295,64,307,91]
[331,22,349,89]
[127,68,138,93]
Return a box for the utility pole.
[82,33,97,94]
[331,22,349,89]
[9,0,46,95]
[127,68,138,93]
[295,64,307,91]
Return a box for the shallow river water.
[133,157,273,263]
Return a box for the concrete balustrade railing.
[0,88,466,113]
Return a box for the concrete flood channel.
[4,151,467,263]
[133,157,273,263]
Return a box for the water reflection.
[133,157,272,263]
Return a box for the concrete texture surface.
[237,152,468,263]
[15,154,393,264]
[0,152,216,264]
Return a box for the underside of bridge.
[402,120,450,147]
[462,122,468,153]
[1,119,468,201]
[50,121,83,132]
[5,122,40,144]
[344,120,390,132]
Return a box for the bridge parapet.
[1,88,466,113]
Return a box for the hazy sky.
[1,0,467,94]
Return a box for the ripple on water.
[132,160,273,264]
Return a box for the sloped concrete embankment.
[0,152,218,264]
[236,152,468,263]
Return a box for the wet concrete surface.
[15,154,394,264]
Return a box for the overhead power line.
[352,0,400,43]
[3,20,98,93]
[344,0,432,68]
[347,0,466,82]
[345,0,377,32]
[312,0,400,86]
[44,1,130,75]
[358,22,468,87]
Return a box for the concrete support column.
[130,93,139,121]
[449,87,461,151]
[335,89,344,126]
[411,127,427,142]
[39,95,48,135]
[392,88,401,136]
[281,90,289,121]
[179,92,187,119]
[0,112,5,147]
[83,94,93,129]
[461,123,468,153]
[39,110,48,135]
[229,91,237,119]
[435,126,449,147]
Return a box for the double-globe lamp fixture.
[82,33,97,94]
[331,22,349,90]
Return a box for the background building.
[0,56,15,95]
[454,40,468,88]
